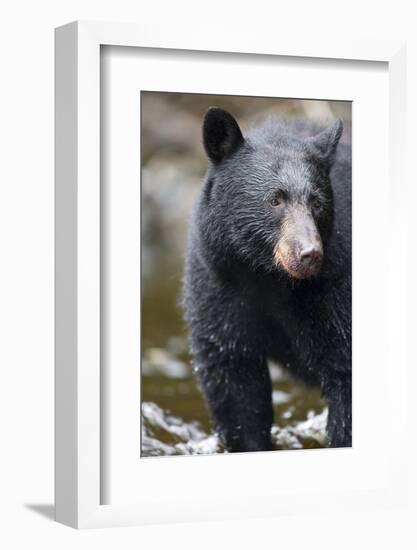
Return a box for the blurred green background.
[140,92,352,457]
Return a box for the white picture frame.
[55,21,407,529]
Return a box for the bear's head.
[201,107,343,280]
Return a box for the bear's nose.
[299,246,323,267]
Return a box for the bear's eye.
[269,194,285,207]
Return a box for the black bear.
[183,107,351,452]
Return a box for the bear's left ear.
[203,107,245,164]
[311,119,343,162]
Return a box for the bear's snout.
[273,209,323,279]
[274,242,323,279]
[298,243,323,271]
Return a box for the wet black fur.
[183,108,352,452]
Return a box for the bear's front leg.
[196,350,273,453]
[323,373,352,448]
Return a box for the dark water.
[141,260,327,457]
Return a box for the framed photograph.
[55,21,407,528]
[140,91,352,459]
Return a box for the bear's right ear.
[203,107,244,164]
